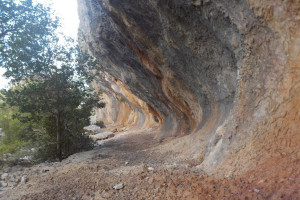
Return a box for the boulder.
[90,132,114,141]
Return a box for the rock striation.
[78,0,300,175]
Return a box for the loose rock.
[1,173,8,180]
[148,177,154,184]
[148,167,154,172]
[113,183,124,190]
[20,176,28,184]
[0,181,7,187]
[254,188,260,193]
[42,169,50,173]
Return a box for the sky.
[47,0,80,39]
[0,0,80,89]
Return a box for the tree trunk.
[55,70,62,161]
[56,112,62,161]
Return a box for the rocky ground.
[0,129,299,200]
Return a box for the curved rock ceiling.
[78,0,300,175]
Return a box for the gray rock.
[0,181,7,187]
[90,132,114,141]
[77,0,293,175]
[254,188,260,193]
[113,183,124,190]
[1,173,8,180]
[78,0,238,139]
[7,182,16,187]
[147,167,154,172]
[20,176,28,184]
[84,125,102,133]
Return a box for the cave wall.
[91,71,160,131]
[78,0,300,174]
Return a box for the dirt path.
[0,130,165,199]
[1,130,299,200]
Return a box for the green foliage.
[95,121,106,128]
[0,0,59,81]
[3,36,103,160]
[0,1,105,162]
[0,99,95,164]
[0,102,35,160]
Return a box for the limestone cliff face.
[90,71,160,131]
[78,0,300,174]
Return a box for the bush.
[32,131,95,163]
[0,103,95,164]
[0,104,35,160]
[95,121,106,128]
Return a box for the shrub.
[0,103,95,164]
[95,121,106,128]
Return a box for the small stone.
[131,187,138,194]
[147,167,154,171]
[148,177,154,184]
[254,188,260,193]
[113,183,124,190]
[7,182,16,187]
[287,177,294,182]
[125,162,129,165]
[0,181,8,187]
[101,190,111,198]
[1,173,8,180]
[257,179,264,184]
[21,176,28,184]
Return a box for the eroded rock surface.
[0,1,299,199]
[78,0,299,176]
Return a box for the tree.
[4,36,104,161]
[0,1,105,161]
[0,0,59,80]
